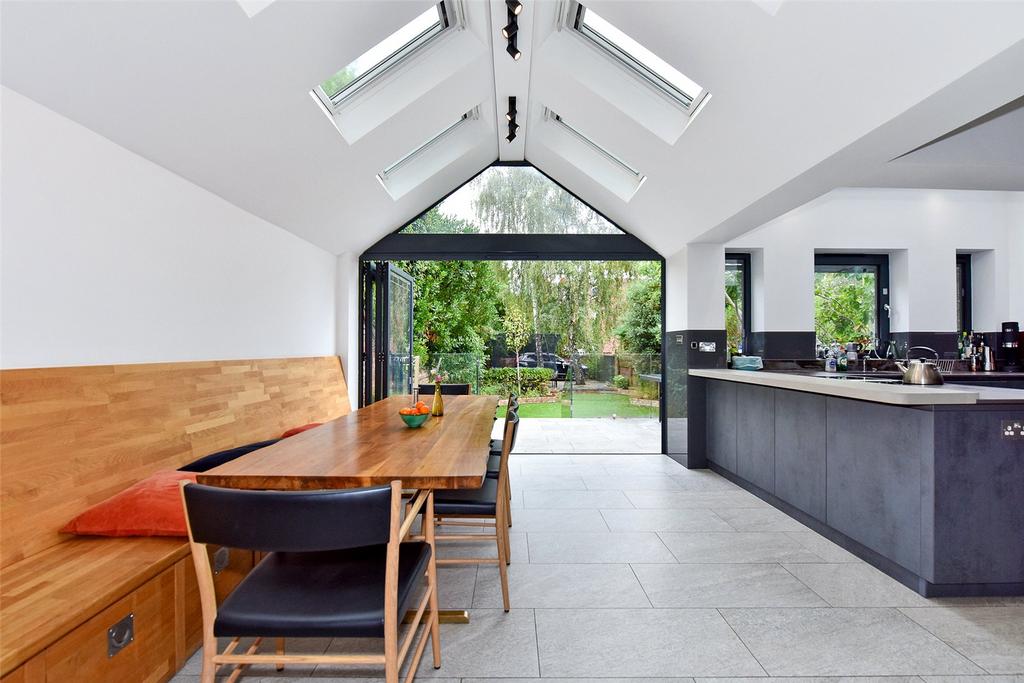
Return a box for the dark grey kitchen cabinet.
[707,380,737,472]
[736,384,775,493]
[773,389,827,520]
[825,397,932,573]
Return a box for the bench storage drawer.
[42,566,178,683]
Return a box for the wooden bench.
[0,357,350,682]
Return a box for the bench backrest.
[0,356,350,567]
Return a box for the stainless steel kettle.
[895,346,944,385]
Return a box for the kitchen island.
[689,368,1024,597]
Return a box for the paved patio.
[494,417,661,453]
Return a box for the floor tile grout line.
[716,606,771,677]
[531,607,542,678]
[895,607,1001,675]
[628,562,655,608]
[777,561,835,607]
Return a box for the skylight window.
[544,108,646,186]
[377,108,478,186]
[316,3,450,108]
[571,2,706,112]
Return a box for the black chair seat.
[485,454,501,479]
[434,478,498,515]
[215,542,431,639]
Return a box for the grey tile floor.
[171,453,1024,683]
[510,418,661,454]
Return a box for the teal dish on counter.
[731,356,763,371]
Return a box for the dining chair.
[180,481,440,683]
[487,396,518,531]
[430,412,519,611]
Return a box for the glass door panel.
[387,265,415,397]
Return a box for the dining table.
[198,393,500,623]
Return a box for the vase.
[431,382,444,416]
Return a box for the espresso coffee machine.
[1002,321,1021,372]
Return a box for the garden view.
[392,166,662,419]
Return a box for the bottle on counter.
[825,346,837,373]
[837,345,848,372]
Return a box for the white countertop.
[688,369,1024,405]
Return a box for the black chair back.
[418,383,471,396]
[183,483,392,552]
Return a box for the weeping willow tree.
[471,167,653,380]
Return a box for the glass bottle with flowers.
[430,371,446,417]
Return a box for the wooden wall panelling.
[0,356,349,567]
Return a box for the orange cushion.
[280,423,321,438]
[61,470,197,537]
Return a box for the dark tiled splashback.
[890,332,960,359]
[664,329,726,464]
[745,331,815,360]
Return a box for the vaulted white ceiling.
[2,0,1023,257]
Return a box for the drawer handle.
[107,612,134,658]
[213,546,231,575]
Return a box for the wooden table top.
[198,394,498,490]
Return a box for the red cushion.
[61,470,197,537]
[280,423,321,438]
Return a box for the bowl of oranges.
[399,401,431,428]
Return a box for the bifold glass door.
[359,262,415,406]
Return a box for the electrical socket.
[1002,420,1023,439]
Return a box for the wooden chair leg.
[275,638,285,671]
[424,493,442,670]
[495,503,510,612]
[505,477,513,528]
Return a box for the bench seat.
[1,536,188,677]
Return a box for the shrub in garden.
[480,367,553,397]
[612,375,630,390]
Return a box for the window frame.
[376,108,477,186]
[956,253,972,332]
[315,2,452,111]
[725,253,751,353]
[570,1,708,114]
[543,108,646,185]
[814,253,890,346]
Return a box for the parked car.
[517,352,588,381]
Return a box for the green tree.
[394,211,500,372]
[502,302,531,393]
[814,272,877,345]
[615,264,662,354]
[725,268,745,353]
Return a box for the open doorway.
[360,164,664,454]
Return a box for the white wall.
[1,88,338,368]
[1008,195,1024,324]
[727,188,1019,333]
[335,252,360,407]
[665,244,725,331]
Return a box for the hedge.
[480,367,554,397]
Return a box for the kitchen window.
[814,254,890,348]
[570,2,707,114]
[725,253,750,353]
[315,3,450,109]
[956,254,972,332]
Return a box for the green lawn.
[496,391,657,418]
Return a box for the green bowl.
[400,412,430,428]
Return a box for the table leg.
[402,487,471,625]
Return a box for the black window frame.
[814,253,890,346]
[956,253,972,332]
[725,252,751,353]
